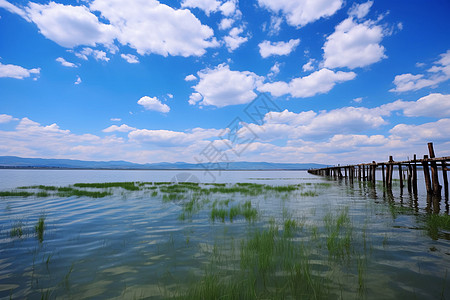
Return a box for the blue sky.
[0,0,449,165]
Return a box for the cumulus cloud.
[75,47,109,61]
[224,27,248,52]
[390,50,450,92]
[56,57,77,67]
[185,74,197,81]
[74,76,82,85]
[219,18,234,30]
[121,53,139,64]
[181,0,220,15]
[103,124,137,133]
[390,119,450,143]
[322,12,386,69]
[188,92,203,105]
[0,62,40,79]
[258,68,356,98]
[348,1,373,19]
[258,39,300,58]
[128,127,221,146]
[90,0,218,57]
[268,62,281,78]
[25,2,115,48]
[0,114,18,123]
[189,64,263,107]
[2,0,218,58]
[257,0,343,27]
[137,96,170,113]
[302,59,316,72]
[219,0,239,17]
[386,93,450,118]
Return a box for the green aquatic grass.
[211,200,258,222]
[425,214,450,239]
[324,207,353,260]
[301,190,319,197]
[73,182,140,191]
[17,185,59,191]
[57,189,111,198]
[0,191,35,197]
[10,221,24,238]
[35,215,45,243]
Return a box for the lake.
[0,169,449,299]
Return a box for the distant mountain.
[0,156,327,170]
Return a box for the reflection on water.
[0,170,449,299]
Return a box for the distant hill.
[0,156,327,170]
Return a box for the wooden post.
[442,161,448,199]
[387,156,394,189]
[344,167,347,177]
[362,165,366,181]
[382,164,385,187]
[412,154,418,195]
[407,163,412,193]
[422,155,432,194]
[398,164,403,192]
[428,142,441,197]
[358,165,361,181]
[372,161,376,185]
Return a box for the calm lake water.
[0,169,449,299]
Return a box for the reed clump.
[35,215,45,243]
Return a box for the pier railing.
[308,143,449,199]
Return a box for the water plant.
[0,191,35,197]
[35,215,46,243]
[10,221,24,238]
[73,182,140,191]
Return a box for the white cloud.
[110,118,121,122]
[103,124,137,133]
[121,53,139,64]
[188,92,203,105]
[25,2,115,48]
[390,50,450,92]
[246,106,388,142]
[224,27,248,52]
[322,16,386,69]
[267,15,282,36]
[387,93,450,118]
[0,114,18,123]
[74,76,82,85]
[167,93,173,99]
[259,68,356,98]
[56,57,77,67]
[390,119,450,143]
[128,127,221,146]
[137,96,170,113]
[90,0,219,57]
[258,39,300,58]
[219,0,239,17]
[219,18,234,30]
[302,58,316,72]
[3,0,218,58]
[0,62,40,79]
[181,0,220,15]
[190,64,264,107]
[257,0,343,27]
[185,74,197,81]
[0,0,29,19]
[75,47,109,61]
[268,62,281,78]
[348,1,373,19]
[353,97,363,103]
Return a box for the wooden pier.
[308,143,449,199]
